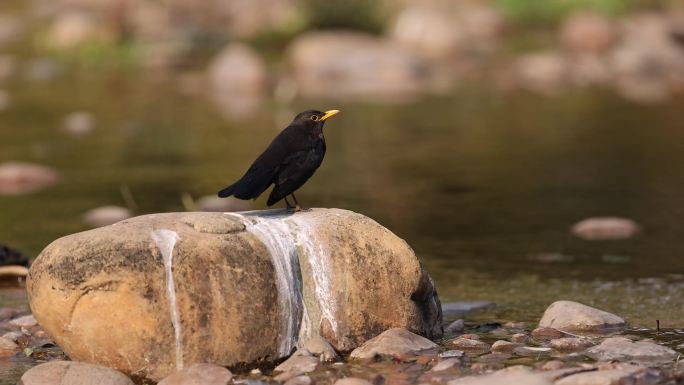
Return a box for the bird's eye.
[310,115,319,121]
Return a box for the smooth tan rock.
[549,337,595,352]
[334,378,372,385]
[350,327,437,359]
[157,363,232,385]
[28,209,442,381]
[274,349,318,374]
[449,337,490,354]
[585,337,677,364]
[19,360,134,385]
[539,301,626,332]
[448,365,551,385]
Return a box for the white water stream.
[151,229,184,369]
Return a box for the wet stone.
[0,307,20,320]
[549,337,595,352]
[431,357,461,371]
[491,340,518,353]
[585,337,677,364]
[350,328,438,360]
[445,319,465,333]
[9,314,37,328]
[531,327,563,340]
[19,360,134,385]
[477,352,510,363]
[439,350,465,359]
[449,337,491,354]
[511,333,529,344]
[333,378,372,385]
[513,346,552,358]
[275,349,319,374]
[539,301,625,333]
[157,363,232,385]
[284,375,313,385]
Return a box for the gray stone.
[431,357,460,371]
[491,340,517,353]
[445,319,465,333]
[2,331,24,341]
[333,379,372,385]
[549,337,595,352]
[441,301,496,318]
[350,328,438,359]
[531,327,563,339]
[0,336,18,350]
[585,337,677,364]
[301,335,339,362]
[439,350,464,359]
[513,346,552,357]
[274,349,319,374]
[157,363,232,385]
[63,112,95,136]
[19,360,134,385]
[9,314,37,328]
[449,337,490,354]
[284,375,312,385]
[448,365,551,385]
[539,301,626,332]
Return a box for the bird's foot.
[286,205,307,213]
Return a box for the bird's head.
[292,109,340,130]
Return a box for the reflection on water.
[2,66,684,328]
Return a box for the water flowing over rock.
[539,301,626,332]
[27,209,442,381]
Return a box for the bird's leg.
[290,193,307,212]
[284,196,295,212]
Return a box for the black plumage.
[217,109,339,210]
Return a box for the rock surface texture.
[28,209,442,381]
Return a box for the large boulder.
[28,209,442,381]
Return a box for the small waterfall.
[151,229,183,369]
[227,211,336,355]
[237,214,302,355]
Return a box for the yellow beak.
[320,109,340,121]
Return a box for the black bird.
[217,109,339,211]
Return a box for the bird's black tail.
[217,183,236,198]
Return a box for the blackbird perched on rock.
[217,109,339,211]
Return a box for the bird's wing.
[267,149,323,206]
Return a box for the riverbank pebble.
[539,301,626,332]
[157,363,232,385]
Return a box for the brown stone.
[539,301,626,332]
[350,328,438,360]
[157,363,232,385]
[18,360,134,385]
[28,209,442,381]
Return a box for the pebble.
[430,358,460,372]
[513,346,552,358]
[531,327,563,340]
[439,350,465,359]
[585,337,677,364]
[20,360,134,385]
[0,336,18,350]
[62,111,95,136]
[459,333,480,340]
[158,363,232,385]
[549,337,595,352]
[2,331,24,341]
[284,376,312,385]
[449,337,491,354]
[82,206,133,228]
[491,340,518,353]
[9,315,37,328]
[511,333,529,344]
[539,360,566,371]
[445,319,464,333]
[333,378,372,385]
[0,162,60,195]
[539,301,626,333]
[350,328,438,360]
[0,307,20,320]
[571,217,640,240]
[275,349,319,374]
